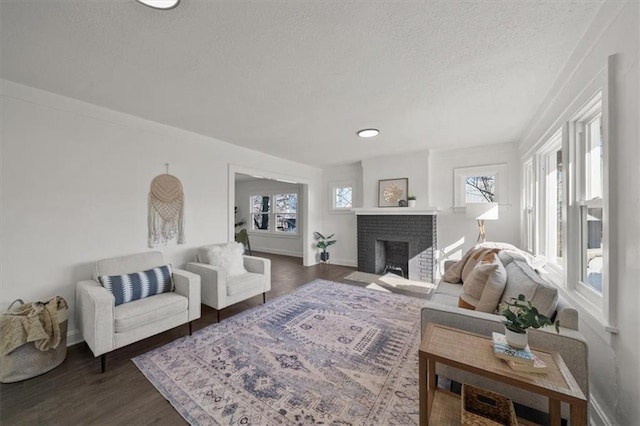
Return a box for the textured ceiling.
[1,0,602,167]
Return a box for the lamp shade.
[465,202,499,220]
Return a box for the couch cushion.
[501,260,558,318]
[227,272,265,297]
[98,264,173,306]
[435,281,464,297]
[207,242,247,277]
[114,292,187,333]
[460,254,507,313]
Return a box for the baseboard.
[589,393,614,425]
[66,327,83,346]
[251,247,302,258]
[327,258,357,267]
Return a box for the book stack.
[492,332,548,374]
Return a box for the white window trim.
[249,191,300,236]
[567,90,609,320]
[453,163,507,209]
[522,160,535,253]
[522,57,617,339]
[328,179,356,213]
[533,129,564,275]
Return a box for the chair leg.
[217,309,220,323]
[263,292,266,304]
[188,321,192,336]
[101,354,106,374]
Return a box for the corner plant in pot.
[314,231,336,263]
[500,294,559,349]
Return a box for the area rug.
[344,271,436,297]
[133,279,426,425]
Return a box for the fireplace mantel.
[351,207,439,215]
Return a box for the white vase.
[408,200,416,208]
[504,328,528,349]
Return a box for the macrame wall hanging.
[148,164,185,248]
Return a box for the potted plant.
[314,232,336,263]
[407,195,417,208]
[500,294,559,349]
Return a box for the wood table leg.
[419,351,428,426]
[570,401,588,426]
[427,358,436,425]
[549,398,561,426]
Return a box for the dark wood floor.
[0,253,359,425]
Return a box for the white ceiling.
[1,0,602,168]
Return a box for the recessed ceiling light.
[136,0,181,10]
[357,129,380,138]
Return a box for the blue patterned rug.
[133,279,426,425]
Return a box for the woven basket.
[0,298,68,383]
[461,384,518,426]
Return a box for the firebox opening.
[375,240,409,278]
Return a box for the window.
[524,90,608,321]
[523,160,534,253]
[275,193,297,233]
[574,95,604,299]
[453,164,507,208]
[334,186,353,209]
[546,140,564,267]
[251,195,271,231]
[251,192,298,234]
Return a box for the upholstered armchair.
[186,242,270,322]
[76,251,201,373]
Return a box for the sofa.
[186,242,271,322]
[76,251,201,372]
[421,246,589,420]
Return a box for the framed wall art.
[378,178,408,207]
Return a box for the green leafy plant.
[407,195,417,201]
[500,294,560,334]
[313,232,336,254]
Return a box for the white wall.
[361,150,430,209]
[320,163,363,266]
[518,2,639,423]
[235,179,303,257]
[1,80,322,344]
[429,143,521,270]
[321,147,521,271]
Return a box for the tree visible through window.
[252,195,270,231]
[275,193,297,233]
[464,176,495,203]
[251,193,298,234]
[335,186,353,209]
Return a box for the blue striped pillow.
[98,264,173,306]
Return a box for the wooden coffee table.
[419,323,587,426]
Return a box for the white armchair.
[186,243,271,322]
[76,251,201,372]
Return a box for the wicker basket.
[461,384,518,426]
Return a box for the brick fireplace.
[356,212,437,282]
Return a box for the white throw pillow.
[207,242,247,277]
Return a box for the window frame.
[534,130,564,273]
[568,92,607,309]
[523,79,615,337]
[249,191,300,236]
[328,179,357,213]
[453,163,507,209]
